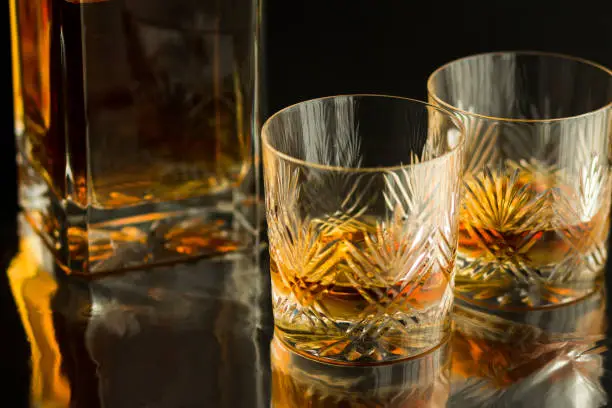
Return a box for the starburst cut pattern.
[430,56,612,309]
[456,154,611,308]
[265,151,457,364]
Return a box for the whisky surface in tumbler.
[11,0,261,274]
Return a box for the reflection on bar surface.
[8,216,271,407]
[450,292,608,407]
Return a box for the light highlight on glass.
[262,95,464,364]
[428,52,612,309]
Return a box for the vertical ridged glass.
[262,95,464,364]
[428,52,612,310]
[10,0,263,275]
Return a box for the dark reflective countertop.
[4,215,612,407]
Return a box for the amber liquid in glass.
[18,0,251,204]
[14,0,255,272]
[456,167,610,306]
[271,220,453,363]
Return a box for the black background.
[1,0,611,404]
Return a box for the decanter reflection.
[450,292,608,407]
[8,217,272,408]
[271,335,451,408]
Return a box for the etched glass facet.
[262,95,464,364]
[428,52,612,309]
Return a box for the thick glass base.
[272,281,453,365]
[271,335,451,407]
[18,152,261,276]
[454,250,606,311]
[274,322,451,367]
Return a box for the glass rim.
[261,94,465,173]
[427,50,612,124]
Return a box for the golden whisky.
[456,165,610,306]
[12,0,259,273]
[270,220,453,364]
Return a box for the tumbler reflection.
[450,290,608,407]
[271,335,450,407]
